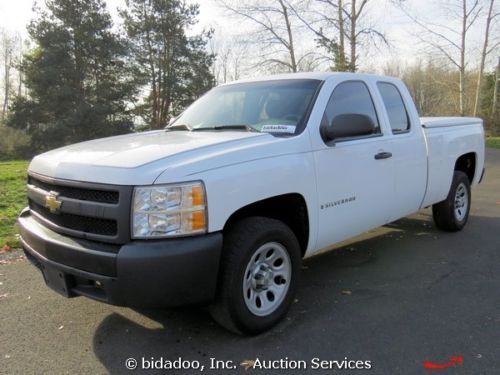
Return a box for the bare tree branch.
[474,0,497,116]
[218,0,300,72]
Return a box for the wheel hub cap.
[243,242,292,317]
[252,264,273,291]
[454,182,469,221]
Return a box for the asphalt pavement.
[1,149,499,374]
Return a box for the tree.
[1,30,19,122]
[1,32,12,122]
[474,0,499,116]
[395,0,481,116]
[209,34,249,84]
[219,0,309,73]
[121,0,215,129]
[6,0,136,151]
[288,0,387,72]
[493,58,500,116]
[17,38,27,97]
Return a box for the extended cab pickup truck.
[18,73,485,334]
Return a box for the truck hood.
[29,130,279,185]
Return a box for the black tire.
[209,217,301,335]
[432,171,471,232]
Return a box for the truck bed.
[420,116,485,207]
[421,116,482,128]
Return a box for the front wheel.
[210,217,301,335]
[432,171,471,232]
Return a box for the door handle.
[374,151,392,160]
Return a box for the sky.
[0,0,498,78]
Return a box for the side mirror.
[324,113,376,141]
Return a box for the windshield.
[170,79,322,135]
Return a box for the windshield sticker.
[260,125,296,134]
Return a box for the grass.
[0,160,29,249]
[486,137,500,149]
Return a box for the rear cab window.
[377,82,411,133]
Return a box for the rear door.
[312,80,395,251]
[375,81,427,220]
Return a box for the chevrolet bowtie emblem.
[45,191,62,213]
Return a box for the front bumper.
[18,208,223,307]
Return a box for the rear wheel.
[432,171,471,232]
[210,217,301,335]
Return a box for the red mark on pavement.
[0,245,12,254]
[424,356,463,370]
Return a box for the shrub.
[0,127,33,161]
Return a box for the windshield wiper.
[192,125,258,132]
[165,124,192,131]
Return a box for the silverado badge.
[45,191,62,213]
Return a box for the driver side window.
[323,81,381,137]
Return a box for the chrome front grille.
[27,174,133,244]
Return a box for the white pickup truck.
[19,72,485,335]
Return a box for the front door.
[313,80,394,251]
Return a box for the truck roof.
[220,72,397,86]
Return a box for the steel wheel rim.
[243,242,292,317]
[454,182,468,221]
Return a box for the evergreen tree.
[121,0,215,129]
[7,0,136,152]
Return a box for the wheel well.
[455,153,476,183]
[223,193,309,257]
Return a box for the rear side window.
[324,81,380,136]
[377,82,410,133]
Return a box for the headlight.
[132,181,207,238]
